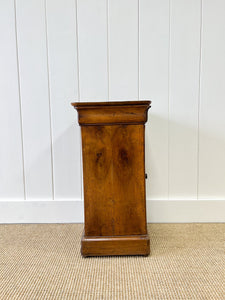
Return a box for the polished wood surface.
[71,101,150,125]
[72,101,151,256]
[81,233,150,257]
[82,124,146,236]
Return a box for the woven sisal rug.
[0,223,224,299]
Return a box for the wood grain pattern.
[72,101,151,256]
[81,125,146,236]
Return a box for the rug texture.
[0,223,224,299]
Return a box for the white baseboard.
[0,200,84,224]
[0,200,224,224]
[146,200,225,223]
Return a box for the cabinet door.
[82,124,147,236]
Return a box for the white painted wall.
[1,0,225,223]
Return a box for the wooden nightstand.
[71,101,151,256]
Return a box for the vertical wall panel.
[2,0,225,208]
[0,0,24,198]
[16,0,53,199]
[198,0,225,199]
[46,0,81,199]
[77,0,108,101]
[108,0,138,100]
[140,0,170,200]
[169,0,201,200]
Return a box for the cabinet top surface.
[71,100,151,108]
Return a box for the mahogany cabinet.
[71,101,151,256]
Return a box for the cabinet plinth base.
[81,232,150,257]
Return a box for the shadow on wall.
[52,124,81,199]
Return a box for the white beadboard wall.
[1,0,225,223]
